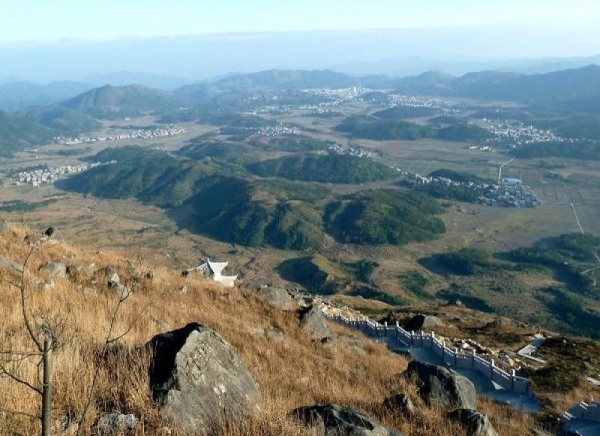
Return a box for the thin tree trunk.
[41,339,53,436]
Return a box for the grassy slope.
[0,225,533,435]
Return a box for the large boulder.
[404,314,444,332]
[147,323,261,434]
[39,261,67,278]
[405,360,477,410]
[300,306,331,340]
[448,409,498,436]
[256,287,296,311]
[293,404,402,436]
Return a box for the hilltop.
[0,222,538,435]
[247,154,399,184]
[59,84,187,119]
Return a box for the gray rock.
[240,276,271,294]
[404,314,444,332]
[383,393,415,418]
[448,409,498,436]
[405,360,477,410]
[257,287,296,311]
[293,403,402,436]
[147,323,261,434]
[104,267,120,285]
[300,306,331,340]
[40,261,67,278]
[96,413,138,435]
[0,255,24,273]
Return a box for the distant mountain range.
[0,81,94,111]
[333,54,600,77]
[1,64,600,157]
[83,72,191,90]
[388,65,600,113]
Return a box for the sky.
[2,0,600,43]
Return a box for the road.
[563,182,584,234]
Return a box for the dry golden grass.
[0,226,535,435]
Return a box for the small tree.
[0,239,56,435]
[0,230,132,435]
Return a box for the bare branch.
[20,246,43,353]
[0,361,42,395]
[0,350,43,357]
[107,324,134,345]
[0,408,40,419]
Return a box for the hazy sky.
[2,0,600,43]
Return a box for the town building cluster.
[328,143,373,159]
[54,126,185,146]
[407,173,540,208]
[479,121,561,148]
[13,161,114,186]
[386,94,462,115]
[256,125,298,137]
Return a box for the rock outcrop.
[448,409,498,436]
[300,306,331,340]
[405,360,477,410]
[39,261,67,278]
[404,314,444,332]
[293,403,402,436]
[147,323,261,434]
[256,287,296,311]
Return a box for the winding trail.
[323,307,540,413]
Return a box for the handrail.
[322,307,531,394]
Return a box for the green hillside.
[185,177,328,250]
[324,189,446,245]
[177,137,256,164]
[59,149,447,250]
[336,116,433,140]
[250,134,334,152]
[0,111,54,157]
[373,105,439,119]
[59,146,224,208]
[422,233,600,339]
[20,106,100,135]
[247,153,398,184]
[59,84,186,119]
[436,125,492,142]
